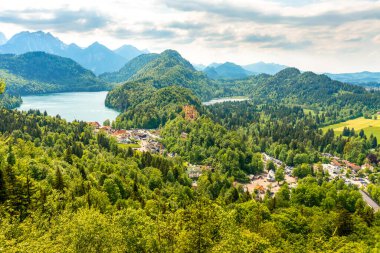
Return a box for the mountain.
[0,52,106,95]
[244,62,287,75]
[204,62,252,79]
[106,83,201,129]
[192,64,206,71]
[0,31,145,74]
[114,45,148,62]
[326,71,380,87]
[251,67,380,109]
[127,49,215,100]
[72,42,126,74]
[100,53,159,83]
[0,32,7,45]
[0,31,67,55]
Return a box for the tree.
[103,119,111,126]
[266,160,276,172]
[0,79,5,94]
[275,168,285,185]
[54,167,65,191]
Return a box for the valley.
[1,7,380,250]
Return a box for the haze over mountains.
[0,32,6,46]
[0,31,147,74]
[204,62,252,80]
[0,52,106,95]
[0,30,380,90]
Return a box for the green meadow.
[322,116,380,139]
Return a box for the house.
[361,163,374,171]
[183,105,198,121]
[323,164,341,175]
[331,159,342,167]
[255,185,265,194]
[88,121,101,129]
[285,166,294,175]
[181,132,188,139]
[343,160,361,172]
[267,170,275,182]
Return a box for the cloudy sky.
[1,0,380,73]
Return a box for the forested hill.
[99,53,159,83]
[106,83,202,129]
[0,52,107,95]
[104,50,217,101]
[204,62,252,80]
[251,67,380,108]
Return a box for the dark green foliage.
[106,84,202,129]
[0,93,22,109]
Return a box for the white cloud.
[0,0,380,72]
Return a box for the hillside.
[100,53,159,83]
[0,52,107,95]
[250,67,380,108]
[0,31,147,74]
[204,62,252,79]
[105,50,218,101]
[106,83,201,129]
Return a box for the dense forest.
[0,108,379,252]
[2,49,380,251]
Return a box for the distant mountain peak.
[114,44,148,61]
[0,30,148,74]
[204,61,251,80]
[275,67,301,78]
[243,62,288,75]
[161,49,182,58]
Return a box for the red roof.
[331,159,341,166]
[88,122,101,128]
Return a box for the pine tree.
[54,168,65,191]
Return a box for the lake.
[202,96,249,106]
[17,91,119,123]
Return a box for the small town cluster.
[88,122,164,154]
[88,121,378,211]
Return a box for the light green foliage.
[0,108,379,252]
[0,78,5,94]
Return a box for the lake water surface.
[17,91,119,123]
[202,96,249,106]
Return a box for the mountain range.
[326,71,380,87]
[243,62,288,75]
[204,62,252,79]
[0,51,106,95]
[0,31,147,74]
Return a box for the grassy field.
[118,143,141,149]
[321,117,380,139]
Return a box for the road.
[360,190,380,213]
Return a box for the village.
[88,121,378,211]
[88,122,165,154]
[186,151,378,208]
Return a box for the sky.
[1,0,380,73]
